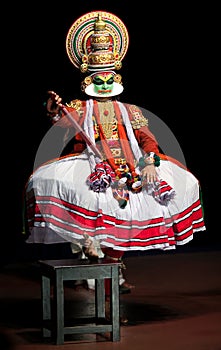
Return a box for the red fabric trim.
[26,195,205,250]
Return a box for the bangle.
[138,152,160,169]
[144,153,155,165]
[51,113,61,122]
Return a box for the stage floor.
[1,247,221,350]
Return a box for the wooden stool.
[38,258,121,345]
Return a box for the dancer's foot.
[120,281,135,294]
[105,299,129,326]
[82,235,99,261]
[120,314,129,325]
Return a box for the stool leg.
[95,279,105,318]
[42,275,51,338]
[111,266,120,341]
[54,270,64,345]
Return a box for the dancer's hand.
[141,164,157,183]
[46,90,63,116]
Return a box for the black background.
[3,1,216,264]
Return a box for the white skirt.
[25,153,206,251]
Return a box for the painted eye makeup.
[106,77,114,85]
[93,76,114,85]
[93,77,104,85]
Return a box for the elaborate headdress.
[66,11,129,97]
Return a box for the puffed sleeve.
[134,126,159,154]
[124,103,160,155]
[52,99,86,128]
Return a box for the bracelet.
[44,101,61,122]
[46,110,62,122]
[51,113,61,122]
[144,152,155,165]
[138,152,160,169]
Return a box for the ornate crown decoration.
[66,11,129,74]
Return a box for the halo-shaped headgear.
[66,11,129,74]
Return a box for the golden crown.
[66,11,129,74]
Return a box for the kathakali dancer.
[24,11,206,322]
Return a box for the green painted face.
[93,73,114,95]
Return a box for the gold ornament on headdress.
[81,76,93,91]
[114,74,122,84]
[66,11,129,74]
